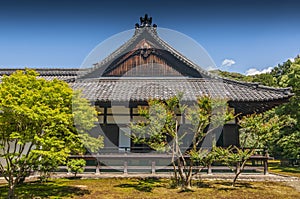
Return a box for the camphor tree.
[130,95,234,190]
[0,70,103,199]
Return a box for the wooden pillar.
[207,164,212,175]
[124,161,128,174]
[264,149,269,175]
[130,107,133,121]
[103,107,107,124]
[264,160,269,175]
[95,160,100,175]
[151,161,156,174]
[235,117,240,148]
[236,163,241,174]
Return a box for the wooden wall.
[106,54,183,77]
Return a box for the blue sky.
[0,0,300,75]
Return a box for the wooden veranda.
[61,148,270,175]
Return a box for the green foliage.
[67,159,86,177]
[210,70,254,82]
[72,91,104,154]
[130,95,234,190]
[215,146,252,166]
[274,58,300,160]
[37,155,63,183]
[212,112,290,186]
[213,145,253,187]
[187,97,235,135]
[186,97,235,171]
[0,69,103,198]
[216,56,300,160]
[257,58,300,160]
[130,94,186,152]
[238,110,291,149]
[189,147,218,167]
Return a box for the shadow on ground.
[115,177,163,192]
[0,181,90,198]
[212,181,259,191]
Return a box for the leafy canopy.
[0,69,103,198]
[216,56,300,160]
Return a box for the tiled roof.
[71,78,293,103]
[0,68,78,82]
[0,69,293,113]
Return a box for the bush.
[67,159,86,177]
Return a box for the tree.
[185,97,234,187]
[215,111,290,186]
[0,70,103,198]
[130,95,187,188]
[275,57,300,161]
[37,155,64,183]
[213,146,252,187]
[130,95,234,190]
[213,56,300,161]
[253,57,299,161]
[67,159,86,177]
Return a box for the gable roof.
[78,26,213,79]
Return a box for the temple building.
[0,15,293,172]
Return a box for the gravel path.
[285,181,300,192]
[1,172,299,185]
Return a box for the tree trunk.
[232,162,241,186]
[177,158,193,191]
[171,162,179,185]
[16,174,26,185]
[183,165,193,190]
[183,179,192,190]
[171,142,179,186]
[232,170,241,187]
[235,162,240,174]
[232,160,246,187]
[177,158,185,187]
[8,176,16,199]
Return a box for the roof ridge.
[0,68,79,71]
[75,77,211,82]
[222,77,293,95]
[78,29,144,78]
[146,28,217,79]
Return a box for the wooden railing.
[58,147,270,175]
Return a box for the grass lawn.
[0,178,299,199]
[268,160,300,178]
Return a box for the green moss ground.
[0,178,299,199]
